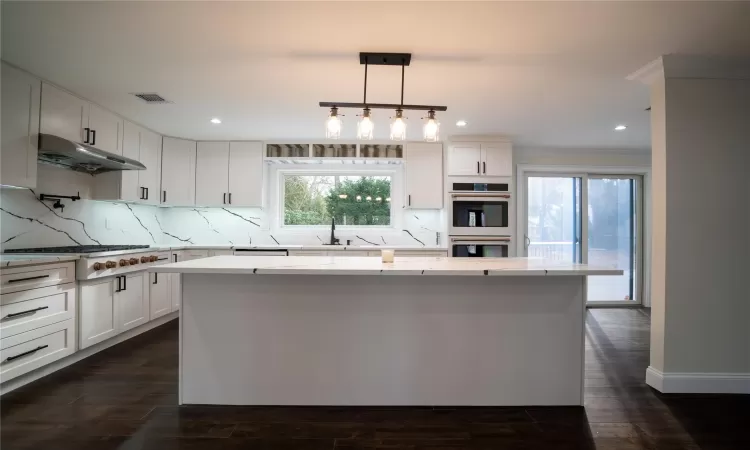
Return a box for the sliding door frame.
[516,164,652,308]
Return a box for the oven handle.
[450,193,511,199]
[450,237,512,243]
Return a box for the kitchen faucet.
[329,218,340,245]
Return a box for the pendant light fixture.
[422,109,440,142]
[390,109,407,141]
[325,107,342,139]
[320,53,446,141]
[357,108,374,140]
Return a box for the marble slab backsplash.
[1,188,444,250]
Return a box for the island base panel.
[181,274,585,406]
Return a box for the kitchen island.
[152,256,621,406]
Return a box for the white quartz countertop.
[150,255,623,277]
[0,254,80,268]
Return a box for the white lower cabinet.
[149,271,171,320]
[0,320,76,383]
[118,273,148,332]
[79,278,119,349]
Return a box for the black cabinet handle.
[91,129,96,146]
[477,161,480,174]
[122,275,127,291]
[483,162,486,174]
[139,187,144,200]
[145,187,149,200]
[223,193,226,204]
[157,257,169,261]
[153,272,158,285]
[5,306,49,319]
[84,127,90,143]
[5,345,48,362]
[173,254,178,263]
[163,190,166,203]
[115,276,122,293]
[7,274,50,284]
[408,194,411,206]
[228,193,232,204]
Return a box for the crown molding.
[627,57,664,85]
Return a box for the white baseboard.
[646,366,750,394]
[1,312,178,395]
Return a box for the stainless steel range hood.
[38,134,146,175]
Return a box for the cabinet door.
[447,143,482,176]
[161,137,196,206]
[195,142,230,206]
[149,271,171,320]
[119,120,141,201]
[40,82,88,143]
[118,273,147,332]
[481,143,513,177]
[79,278,118,349]
[139,129,162,205]
[1,63,40,189]
[88,104,123,155]
[228,142,263,207]
[405,143,443,209]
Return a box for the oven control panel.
[77,251,172,280]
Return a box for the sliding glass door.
[524,173,642,306]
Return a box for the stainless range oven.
[450,236,511,258]
[449,182,512,237]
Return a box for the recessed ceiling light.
[456,120,468,127]
[210,118,222,124]
[614,125,627,131]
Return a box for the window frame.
[270,164,404,234]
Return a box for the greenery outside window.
[283,174,392,227]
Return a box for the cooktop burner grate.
[5,245,151,254]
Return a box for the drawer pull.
[7,275,50,284]
[5,306,49,319]
[156,257,169,261]
[5,345,48,362]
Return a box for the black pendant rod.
[319,102,446,112]
[363,58,368,105]
[400,62,405,107]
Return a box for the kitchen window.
[282,174,393,227]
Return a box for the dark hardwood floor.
[2,309,748,449]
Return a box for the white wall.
[655,77,750,376]
[514,147,650,167]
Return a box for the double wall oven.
[449,182,513,258]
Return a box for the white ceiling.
[3,1,749,149]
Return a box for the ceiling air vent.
[131,93,172,104]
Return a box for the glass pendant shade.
[357,108,374,140]
[325,107,342,139]
[390,109,407,141]
[423,110,440,142]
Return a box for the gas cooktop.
[5,245,151,254]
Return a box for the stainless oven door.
[449,237,511,258]
[449,193,512,236]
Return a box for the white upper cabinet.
[195,141,264,207]
[92,121,161,204]
[195,142,230,206]
[228,142,263,207]
[447,143,482,176]
[1,63,40,189]
[40,82,88,143]
[404,143,443,209]
[40,82,124,156]
[448,142,513,177]
[161,137,196,206]
[139,129,162,205]
[480,143,513,177]
[87,104,123,156]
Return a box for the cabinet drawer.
[0,319,75,383]
[183,250,209,260]
[396,250,448,257]
[1,262,75,294]
[1,283,76,338]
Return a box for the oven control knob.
[93,262,104,271]
[119,259,130,267]
[129,258,139,265]
[141,256,150,263]
[150,255,158,262]
[105,261,117,269]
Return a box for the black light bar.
[319,102,447,112]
